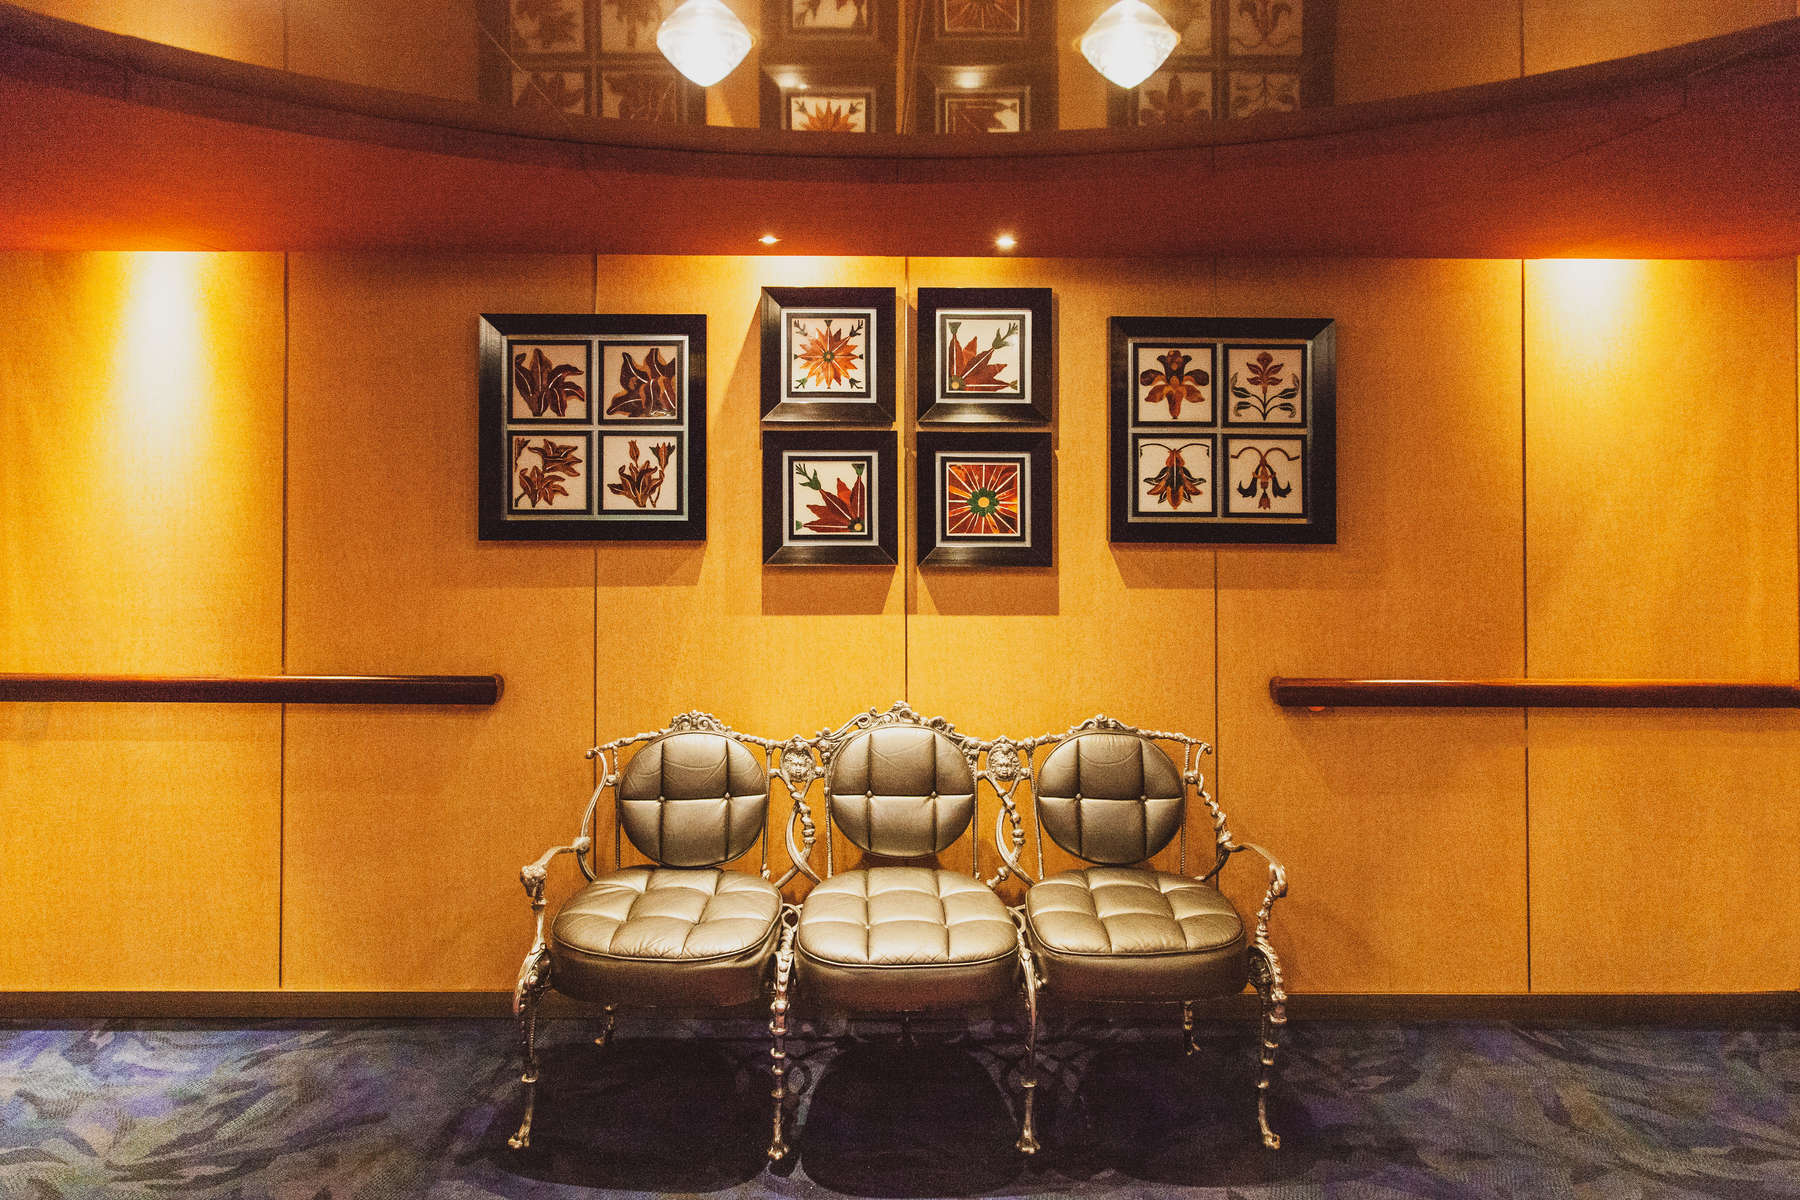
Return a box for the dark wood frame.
[759,0,898,57]
[477,0,707,124]
[1109,315,1335,544]
[914,61,1056,134]
[759,287,897,423]
[1105,0,1337,127]
[0,674,503,704]
[1271,677,1800,709]
[916,287,1054,424]
[760,63,898,132]
[762,430,898,565]
[480,313,707,542]
[915,430,1052,567]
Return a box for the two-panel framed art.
[1108,316,1336,545]
[479,313,707,541]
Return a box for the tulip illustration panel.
[479,313,706,540]
[916,287,1053,423]
[1109,316,1333,544]
[759,287,897,423]
[917,431,1052,567]
[762,431,898,564]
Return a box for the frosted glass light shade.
[1079,0,1180,90]
[656,0,752,88]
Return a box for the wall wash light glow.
[118,252,206,473]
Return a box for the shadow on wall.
[763,566,894,615]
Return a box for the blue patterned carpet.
[3,1016,1796,1199]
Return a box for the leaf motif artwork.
[1230,0,1302,54]
[1140,441,1208,510]
[607,439,675,507]
[945,320,1019,393]
[512,0,584,49]
[944,461,1021,537]
[511,435,587,510]
[793,461,867,535]
[941,0,1022,34]
[1229,71,1300,117]
[792,0,868,31]
[601,0,663,49]
[513,71,588,114]
[791,96,868,132]
[1139,348,1211,419]
[1227,439,1303,514]
[1226,346,1303,422]
[607,347,680,418]
[512,346,588,417]
[1137,73,1213,125]
[602,72,680,122]
[941,95,1022,133]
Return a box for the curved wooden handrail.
[0,674,503,705]
[1270,678,1800,709]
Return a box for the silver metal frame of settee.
[507,702,1290,1159]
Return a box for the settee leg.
[1182,1001,1198,1055]
[594,1004,616,1047]
[1014,925,1042,1155]
[508,943,551,1151]
[1248,941,1288,1150]
[767,910,799,1162]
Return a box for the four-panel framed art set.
[479,295,1336,564]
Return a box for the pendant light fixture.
[656,0,753,88]
[1078,0,1180,90]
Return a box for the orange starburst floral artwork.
[792,318,863,391]
[944,461,1020,537]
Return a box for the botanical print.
[510,343,589,419]
[1225,345,1304,423]
[791,0,869,32]
[786,311,868,396]
[939,312,1026,399]
[601,343,682,420]
[941,92,1024,133]
[1226,437,1303,514]
[941,0,1023,35]
[511,434,588,511]
[1229,0,1302,54]
[601,436,680,510]
[1229,71,1300,116]
[511,0,585,51]
[1180,6,1213,55]
[1136,344,1213,422]
[600,0,666,51]
[1135,437,1213,514]
[942,459,1022,538]
[601,72,680,122]
[1135,72,1213,124]
[789,457,871,538]
[789,93,870,132]
[512,70,588,114]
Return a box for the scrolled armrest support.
[1224,840,1288,945]
[520,837,593,903]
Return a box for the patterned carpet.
[2,1015,1796,1199]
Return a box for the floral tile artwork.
[1135,343,1214,423]
[1179,5,1213,55]
[600,341,684,421]
[599,0,668,52]
[1134,435,1214,515]
[784,310,871,397]
[511,0,587,52]
[600,71,680,121]
[1229,71,1300,116]
[937,312,1027,401]
[791,0,869,33]
[1226,437,1304,515]
[510,433,591,512]
[1135,71,1213,124]
[941,458,1023,539]
[600,435,681,511]
[510,341,591,420]
[940,90,1025,133]
[788,92,871,131]
[512,69,589,114]
[786,455,874,541]
[1224,344,1305,424]
[940,0,1023,36]
[1230,0,1302,55]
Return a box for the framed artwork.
[479,313,707,541]
[1108,316,1335,544]
[480,0,707,124]
[1106,0,1337,127]
[762,430,898,565]
[915,287,1053,424]
[761,65,897,132]
[916,431,1052,567]
[759,287,897,423]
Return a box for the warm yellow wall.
[0,252,285,989]
[9,0,285,66]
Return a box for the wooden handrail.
[1271,678,1800,709]
[0,674,503,705]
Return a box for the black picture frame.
[761,63,898,132]
[479,312,707,541]
[762,430,898,565]
[916,287,1053,424]
[759,287,897,424]
[916,430,1052,567]
[1108,316,1335,545]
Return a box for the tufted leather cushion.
[826,726,977,858]
[1035,733,1186,865]
[795,867,1017,1011]
[1024,868,1247,1001]
[549,867,782,1007]
[617,732,769,868]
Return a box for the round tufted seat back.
[1035,732,1185,865]
[616,732,769,867]
[825,725,977,858]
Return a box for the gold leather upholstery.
[1035,732,1186,865]
[825,726,977,858]
[617,731,770,868]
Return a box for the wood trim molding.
[1270,678,1800,709]
[0,674,504,705]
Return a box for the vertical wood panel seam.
[1520,256,1531,993]
[278,250,290,989]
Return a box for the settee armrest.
[1222,840,1288,945]
[520,838,593,904]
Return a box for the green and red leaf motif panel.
[762,431,896,564]
[788,457,872,539]
[939,313,1025,399]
